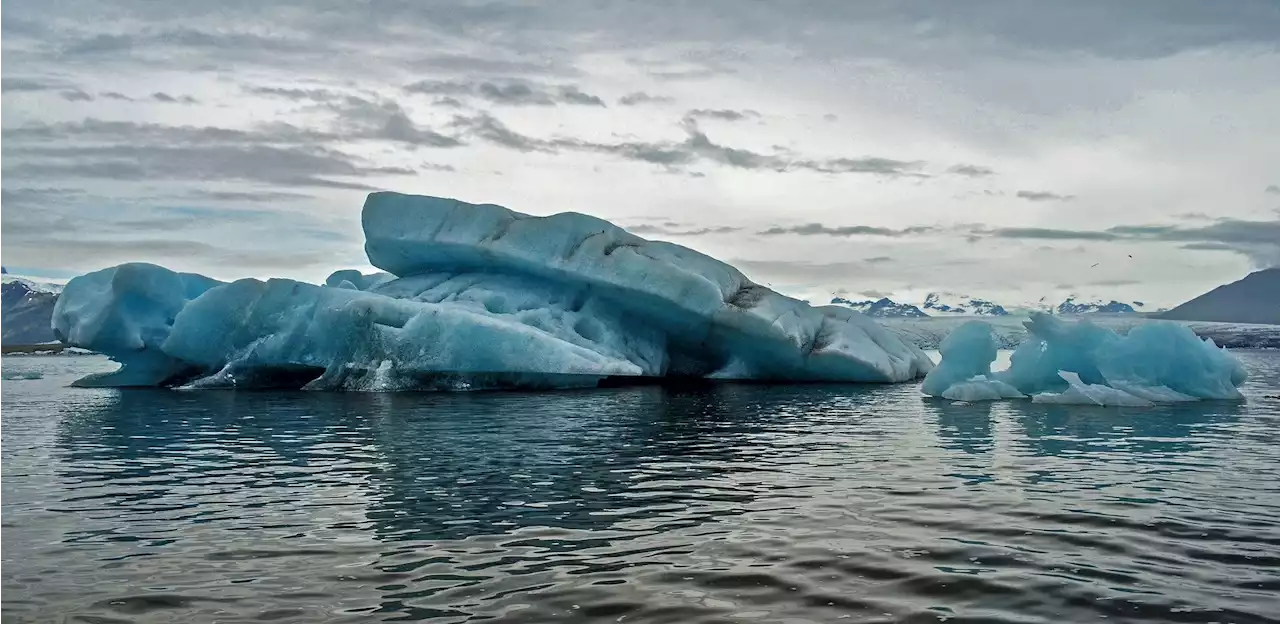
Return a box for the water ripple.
[2,352,1279,623]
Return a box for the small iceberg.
[922,313,1246,405]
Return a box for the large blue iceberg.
[53,192,934,390]
[922,313,1246,405]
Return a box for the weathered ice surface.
[52,192,933,390]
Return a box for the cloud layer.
[3,0,1278,303]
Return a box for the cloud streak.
[984,219,1280,267]
[757,224,937,237]
[947,164,996,177]
[404,79,606,106]
[685,108,760,121]
[618,92,674,106]
[1016,190,1075,202]
[628,224,742,236]
[446,111,928,176]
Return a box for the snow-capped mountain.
[1,267,66,345]
[921,293,1010,316]
[829,297,928,318]
[831,290,1146,318]
[2,280,59,345]
[1,267,65,295]
[1055,297,1140,315]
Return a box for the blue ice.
[51,192,934,390]
[922,312,1246,404]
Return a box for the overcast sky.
[3,0,1278,308]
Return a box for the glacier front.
[921,312,1246,405]
[52,192,934,390]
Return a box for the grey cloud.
[152,92,198,104]
[2,117,337,145]
[557,85,606,106]
[1180,242,1237,252]
[1016,190,1076,202]
[99,91,134,101]
[327,96,463,147]
[60,89,94,101]
[686,108,760,121]
[245,88,464,148]
[243,85,346,101]
[618,92,674,106]
[0,187,86,208]
[985,227,1118,240]
[1089,278,1142,286]
[823,114,839,122]
[757,223,937,237]
[404,79,606,106]
[433,96,466,108]
[627,224,741,236]
[3,77,72,93]
[410,53,576,77]
[59,29,315,58]
[180,189,314,202]
[1266,185,1280,195]
[646,65,738,81]
[60,33,133,56]
[448,111,925,176]
[985,218,1280,267]
[420,162,457,172]
[865,256,893,264]
[449,112,552,153]
[4,145,407,190]
[947,164,996,177]
[477,82,556,105]
[795,156,926,176]
[18,2,1279,81]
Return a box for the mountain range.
[831,292,1145,318]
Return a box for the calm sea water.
[3,353,1279,624]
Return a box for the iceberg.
[52,192,934,390]
[52,263,223,386]
[922,312,1246,404]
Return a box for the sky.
[3,0,1278,309]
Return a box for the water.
[3,353,1279,624]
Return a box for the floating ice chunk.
[939,375,1025,401]
[921,321,998,396]
[1094,321,1245,400]
[51,192,933,389]
[1031,371,1154,407]
[923,312,1245,403]
[51,263,222,386]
